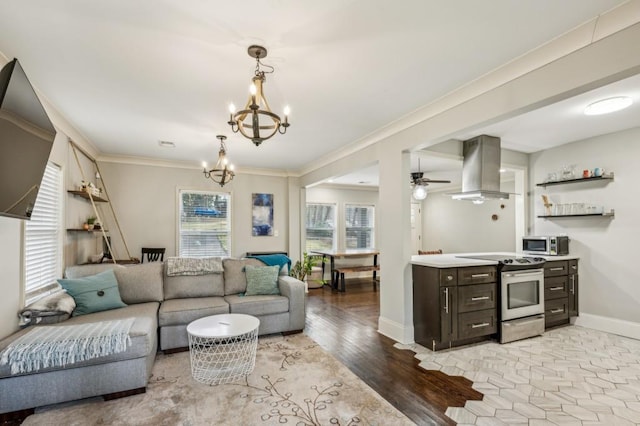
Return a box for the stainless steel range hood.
[449,135,510,203]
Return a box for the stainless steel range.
[457,255,546,343]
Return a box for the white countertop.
[410,252,579,268]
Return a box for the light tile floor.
[396,326,640,425]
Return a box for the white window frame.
[23,162,63,305]
[305,202,337,252]
[344,203,376,249]
[177,189,232,257]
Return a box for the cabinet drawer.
[458,266,496,285]
[544,276,568,300]
[545,297,569,326]
[439,269,457,286]
[458,309,497,340]
[544,261,568,277]
[458,283,496,313]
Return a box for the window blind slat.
[345,204,375,249]
[305,203,336,252]
[24,163,62,296]
[178,190,231,257]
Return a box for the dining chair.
[141,247,165,263]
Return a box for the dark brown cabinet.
[543,259,579,328]
[568,259,579,317]
[413,264,497,351]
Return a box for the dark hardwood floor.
[304,279,483,426]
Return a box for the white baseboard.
[378,316,414,344]
[574,313,640,340]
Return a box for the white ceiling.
[334,72,640,187]
[0,0,634,178]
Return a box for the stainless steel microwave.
[522,235,569,256]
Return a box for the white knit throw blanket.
[0,318,135,375]
[166,257,223,276]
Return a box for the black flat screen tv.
[0,58,56,220]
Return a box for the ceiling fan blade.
[422,179,451,184]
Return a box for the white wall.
[530,127,640,337]
[422,181,517,253]
[95,161,291,261]
[0,217,22,338]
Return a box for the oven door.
[501,268,544,320]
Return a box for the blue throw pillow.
[58,270,127,316]
[244,265,280,296]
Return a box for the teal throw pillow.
[244,265,280,296]
[58,269,127,316]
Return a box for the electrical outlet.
[274,230,279,237]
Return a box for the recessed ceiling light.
[584,96,633,116]
[158,140,176,148]
[499,168,506,173]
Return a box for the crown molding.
[97,152,293,177]
[312,183,379,192]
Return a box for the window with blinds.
[178,190,231,257]
[305,203,336,252]
[24,162,62,303]
[345,204,375,249]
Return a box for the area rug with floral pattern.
[23,333,413,425]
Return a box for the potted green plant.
[289,252,325,283]
[86,216,97,230]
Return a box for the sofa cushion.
[58,270,127,316]
[0,302,159,378]
[65,263,164,304]
[245,265,280,296]
[113,262,164,303]
[158,297,229,327]
[224,294,289,316]
[163,263,224,299]
[222,258,263,295]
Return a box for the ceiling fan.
[410,172,451,186]
[410,159,451,200]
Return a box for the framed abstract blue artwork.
[252,193,273,236]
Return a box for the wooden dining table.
[310,248,380,290]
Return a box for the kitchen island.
[411,252,579,351]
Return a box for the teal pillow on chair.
[244,265,280,296]
[58,269,127,316]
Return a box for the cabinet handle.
[471,322,490,329]
[550,308,564,314]
[504,271,543,278]
[549,267,564,271]
[444,288,449,314]
[570,275,575,294]
[471,273,490,278]
[571,265,577,270]
[446,275,454,281]
[549,286,564,291]
[471,296,490,301]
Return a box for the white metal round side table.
[187,313,260,385]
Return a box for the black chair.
[141,247,165,263]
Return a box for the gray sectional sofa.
[0,257,306,416]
